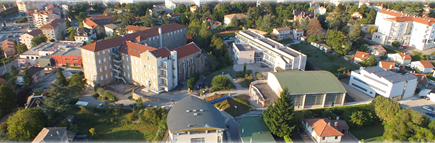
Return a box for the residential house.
[83,16,115,35]
[26,9,61,28]
[351,12,363,20]
[20,29,43,49]
[167,96,225,143]
[410,60,434,73]
[224,13,247,26]
[310,1,319,9]
[16,67,45,85]
[40,19,67,42]
[172,42,205,81]
[372,3,383,11]
[412,72,429,88]
[190,5,198,12]
[43,4,61,16]
[379,61,396,71]
[32,127,75,143]
[19,41,83,66]
[24,93,43,109]
[368,45,387,57]
[164,0,192,10]
[387,53,412,65]
[304,118,349,143]
[293,10,315,23]
[313,43,332,53]
[293,29,304,40]
[17,1,45,16]
[104,24,118,37]
[349,66,418,100]
[166,13,181,21]
[74,28,96,43]
[2,39,16,58]
[125,25,151,34]
[373,9,435,50]
[300,36,307,41]
[249,71,346,108]
[315,6,326,15]
[330,0,341,6]
[235,30,307,71]
[239,116,276,143]
[271,27,292,40]
[358,0,371,8]
[203,19,222,29]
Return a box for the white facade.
[232,43,256,64]
[235,30,307,70]
[410,61,434,73]
[349,66,418,100]
[168,130,224,143]
[315,7,326,15]
[373,9,435,50]
[305,122,342,143]
[387,53,412,65]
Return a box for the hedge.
[187,72,200,90]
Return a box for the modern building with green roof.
[239,116,276,143]
[249,70,347,109]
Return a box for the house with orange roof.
[411,60,434,73]
[40,19,66,42]
[190,5,198,12]
[304,118,349,143]
[125,25,151,34]
[272,27,292,40]
[351,12,363,20]
[368,45,387,57]
[412,72,429,87]
[224,13,247,26]
[353,51,370,63]
[378,61,396,71]
[373,9,435,50]
[2,39,16,58]
[387,52,412,65]
[83,16,115,35]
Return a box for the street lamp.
[234,106,237,116]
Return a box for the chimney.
[158,27,163,48]
[328,122,331,126]
[389,65,393,69]
[334,121,338,127]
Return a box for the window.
[104,58,106,62]
[111,73,113,77]
[65,58,70,61]
[105,66,107,70]
[101,76,104,80]
[73,59,77,61]
[106,74,108,78]
[109,57,111,60]
[335,136,338,139]
[110,65,112,69]
[127,66,129,70]
[103,51,105,54]
[99,59,101,64]
[100,68,102,72]
[322,137,325,140]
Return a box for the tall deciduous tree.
[7,108,47,141]
[306,17,323,36]
[70,29,76,41]
[373,96,401,124]
[366,8,376,24]
[0,85,16,113]
[263,87,295,138]
[55,69,68,86]
[41,85,78,117]
[349,22,364,43]
[69,72,87,94]
[23,67,32,86]
[383,108,433,142]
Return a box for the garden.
[94,88,117,102]
[230,69,254,88]
[204,94,254,117]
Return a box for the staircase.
[111,49,127,84]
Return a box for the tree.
[368,26,377,35]
[16,43,27,54]
[307,35,318,42]
[360,45,369,52]
[0,85,16,113]
[392,41,401,48]
[68,72,86,94]
[55,69,68,86]
[9,65,18,76]
[7,108,47,141]
[373,96,401,124]
[120,11,135,27]
[141,13,157,27]
[60,31,65,41]
[383,108,434,142]
[70,29,76,41]
[263,87,295,138]
[162,16,175,25]
[23,67,32,86]
[306,17,323,36]
[360,55,377,67]
[366,8,376,24]
[350,110,373,127]
[349,22,363,43]
[65,20,71,29]
[243,63,246,73]
[41,85,78,117]
[211,75,232,91]
[30,34,47,47]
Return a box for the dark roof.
[40,19,64,29]
[18,67,44,76]
[119,41,157,57]
[172,42,201,59]
[75,28,93,37]
[25,29,42,37]
[167,96,226,133]
[80,23,186,52]
[32,127,75,142]
[25,95,43,109]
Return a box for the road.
[0,59,17,75]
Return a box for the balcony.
[159,65,167,70]
[111,68,121,73]
[113,58,122,63]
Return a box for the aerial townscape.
[2,0,435,142]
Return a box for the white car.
[423,105,434,112]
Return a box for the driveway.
[77,88,103,107]
[340,81,373,102]
[400,96,435,121]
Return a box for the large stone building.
[26,9,61,28]
[83,16,115,35]
[40,19,67,42]
[373,9,435,50]
[20,29,43,49]
[17,1,45,16]
[80,23,205,93]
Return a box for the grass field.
[290,44,359,73]
[384,46,401,53]
[279,39,295,45]
[350,121,384,142]
[214,95,254,117]
[205,65,234,77]
[230,70,254,88]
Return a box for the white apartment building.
[373,9,435,50]
[16,1,45,16]
[349,66,418,100]
[234,30,307,71]
[26,9,61,28]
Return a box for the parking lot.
[400,96,435,120]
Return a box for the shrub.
[284,135,293,143]
[211,75,232,91]
[97,88,105,96]
[103,91,116,101]
[187,72,201,90]
[127,113,137,121]
[204,94,225,101]
[255,72,265,80]
[89,128,96,136]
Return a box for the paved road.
[399,96,435,121]
[0,59,17,75]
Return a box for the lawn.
[279,39,295,45]
[349,121,384,142]
[230,70,254,88]
[255,72,265,80]
[384,46,401,53]
[205,65,233,77]
[218,32,236,38]
[290,44,359,73]
[67,106,160,141]
[214,95,254,117]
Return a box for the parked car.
[98,103,105,108]
[423,105,434,112]
[425,112,435,117]
[223,37,229,40]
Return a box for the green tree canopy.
[23,67,32,86]
[30,34,47,48]
[7,108,47,141]
[383,108,433,142]
[55,69,68,86]
[68,72,87,94]
[211,75,232,91]
[262,87,295,138]
[306,17,323,36]
[41,85,78,117]
[0,84,16,113]
[373,96,401,124]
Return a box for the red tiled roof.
[89,16,114,20]
[24,29,42,37]
[125,25,151,32]
[83,18,99,28]
[119,41,157,57]
[224,13,247,20]
[3,51,15,57]
[355,51,370,60]
[379,61,395,70]
[399,52,412,59]
[40,19,64,29]
[416,60,434,68]
[412,73,429,85]
[305,118,347,137]
[379,9,435,25]
[172,42,201,59]
[151,48,171,58]
[80,23,187,52]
